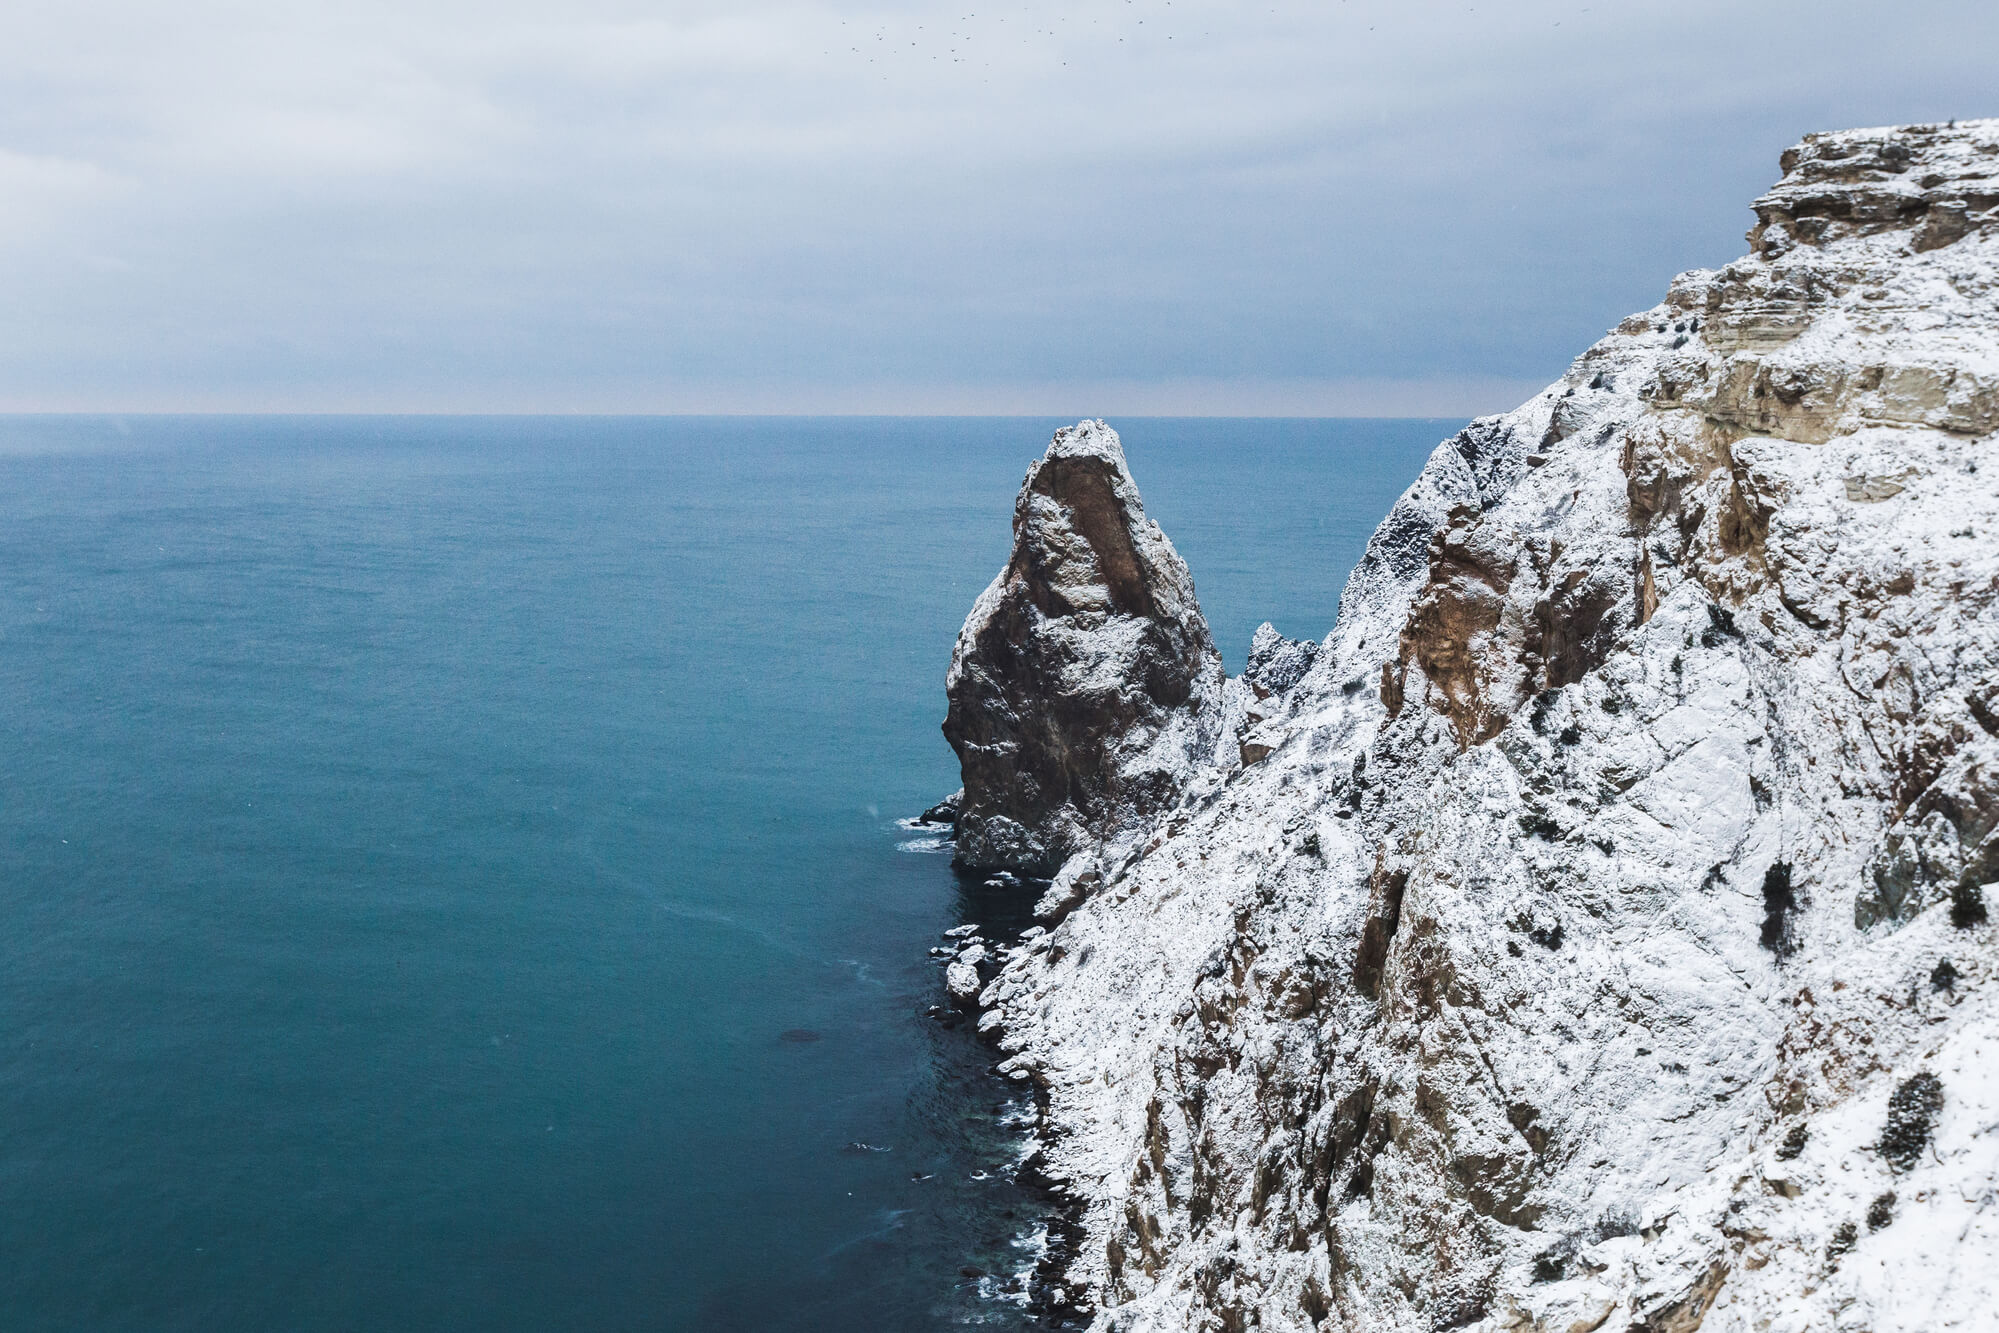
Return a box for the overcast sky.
[0,0,1992,414]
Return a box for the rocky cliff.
[948,121,1999,1332]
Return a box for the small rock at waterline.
[917,790,962,825]
[946,944,989,1008]
[945,961,979,1006]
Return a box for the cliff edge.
[948,120,1999,1332]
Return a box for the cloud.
[0,0,1992,412]
[0,147,124,246]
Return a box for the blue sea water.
[0,416,1449,1332]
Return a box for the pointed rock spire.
[942,420,1226,874]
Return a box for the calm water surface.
[0,416,1448,1331]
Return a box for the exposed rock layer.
[951,122,1999,1332]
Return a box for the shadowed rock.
[942,420,1225,874]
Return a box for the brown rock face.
[1749,122,1999,257]
[1382,121,1999,754]
[942,421,1226,874]
[1393,501,1521,747]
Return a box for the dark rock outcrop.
[942,420,1226,874]
[916,789,962,827]
[1242,622,1318,698]
[1236,623,1320,766]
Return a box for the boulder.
[944,943,989,1010]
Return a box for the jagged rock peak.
[1750,117,1999,256]
[1656,117,1999,446]
[1243,622,1318,699]
[942,420,1226,875]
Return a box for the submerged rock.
[952,121,1999,1333]
[942,420,1227,874]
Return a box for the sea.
[0,416,1450,1331]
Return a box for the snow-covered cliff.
[950,120,1999,1331]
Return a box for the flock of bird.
[825,2,1228,73]
[818,6,1593,79]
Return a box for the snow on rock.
[943,419,1230,874]
[947,942,991,1010]
[947,121,1999,1332]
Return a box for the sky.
[0,0,1993,415]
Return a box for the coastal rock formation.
[951,121,1999,1332]
[1243,622,1320,699]
[943,420,1228,874]
[1238,623,1321,767]
[946,941,990,1010]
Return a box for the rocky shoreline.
[909,808,1094,1327]
[929,120,1999,1332]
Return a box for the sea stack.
[942,420,1228,875]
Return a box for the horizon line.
[0,409,1483,421]
[0,375,1554,421]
